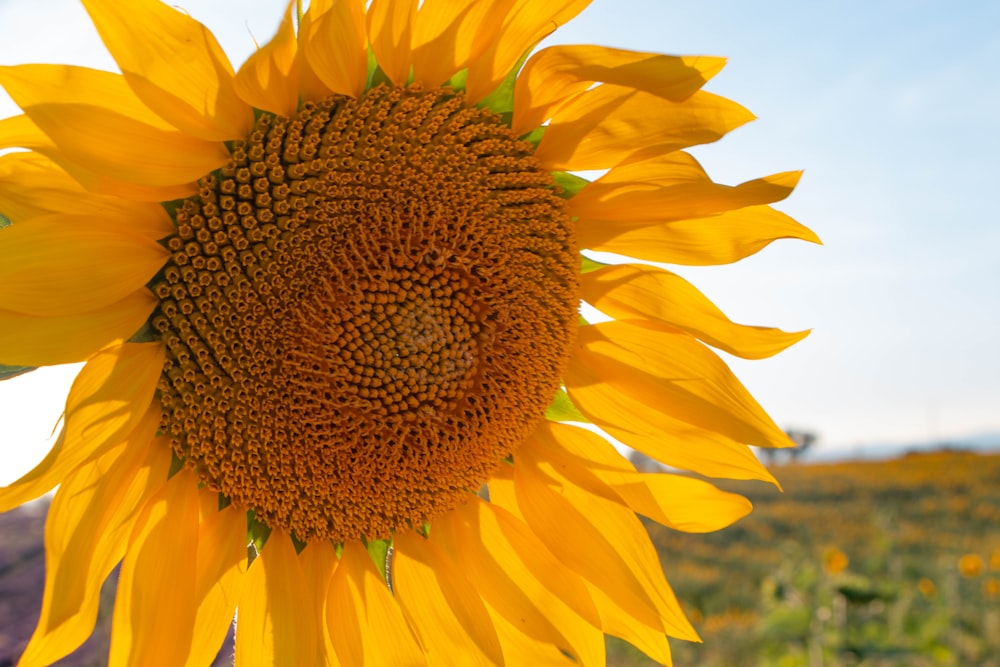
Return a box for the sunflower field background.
[3,449,999,666]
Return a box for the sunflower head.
[0,1,818,665]
[152,82,579,542]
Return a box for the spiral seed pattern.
[151,85,578,542]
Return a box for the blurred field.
[610,450,1000,667]
[3,451,998,666]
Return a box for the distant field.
[612,450,1000,666]
[3,451,998,666]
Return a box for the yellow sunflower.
[0,0,819,665]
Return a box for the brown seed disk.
[152,85,578,542]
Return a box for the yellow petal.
[411,0,501,88]
[296,540,340,663]
[496,474,681,662]
[464,0,592,103]
[535,87,754,171]
[513,451,698,641]
[0,214,168,317]
[107,467,197,663]
[578,320,792,449]
[233,2,299,117]
[18,102,227,187]
[433,499,604,665]
[570,151,800,223]
[0,342,164,511]
[533,421,753,533]
[80,0,252,141]
[487,472,676,664]
[0,152,174,238]
[0,116,196,201]
[583,581,677,666]
[0,65,227,187]
[367,0,417,85]
[580,204,821,265]
[565,322,786,481]
[186,491,251,667]
[394,530,504,666]
[16,419,170,667]
[485,605,580,666]
[0,290,156,366]
[580,263,809,359]
[327,541,427,666]
[0,64,175,130]
[513,46,726,136]
[301,0,368,98]
[235,532,330,667]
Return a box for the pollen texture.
[151,85,578,541]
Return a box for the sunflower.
[0,0,819,665]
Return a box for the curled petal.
[536,87,754,171]
[570,151,800,223]
[580,204,821,265]
[17,420,170,666]
[0,343,164,511]
[514,46,725,135]
[580,263,809,359]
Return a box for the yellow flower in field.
[917,577,937,599]
[0,1,817,665]
[823,547,850,575]
[959,553,986,578]
[984,577,1000,600]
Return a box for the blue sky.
[1,0,998,483]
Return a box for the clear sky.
[1,0,998,484]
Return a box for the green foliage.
[608,451,1000,666]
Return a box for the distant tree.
[761,430,820,466]
[786,429,818,462]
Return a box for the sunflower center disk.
[152,85,578,542]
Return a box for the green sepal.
[167,450,186,479]
[218,493,232,511]
[290,532,308,555]
[247,510,272,564]
[446,69,467,93]
[128,320,160,344]
[366,48,392,89]
[363,536,393,587]
[0,212,11,228]
[520,126,545,148]
[545,388,587,422]
[160,199,186,225]
[580,255,608,274]
[553,171,590,198]
[0,364,36,381]
[477,47,534,124]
